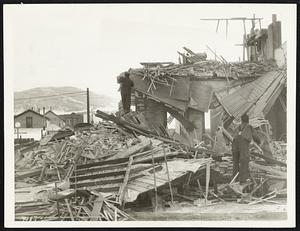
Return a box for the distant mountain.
[14,87,119,114]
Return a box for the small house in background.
[14,109,50,140]
[45,110,66,132]
[60,112,84,129]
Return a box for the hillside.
[14,87,119,114]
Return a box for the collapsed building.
[124,14,286,148]
[14,14,287,221]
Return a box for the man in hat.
[118,71,134,114]
[232,113,261,184]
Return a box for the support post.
[243,19,246,62]
[163,145,174,204]
[17,127,19,140]
[151,152,158,212]
[87,88,90,124]
[43,107,46,134]
[205,162,210,205]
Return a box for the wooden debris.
[90,195,104,221]
[15,104,286,221]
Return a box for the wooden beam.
[200,17,263,21]
[90,195,104,221]
[216,19,220,32]
[118,156,134,204]
[250,162,286,178]
[205,162,211,205]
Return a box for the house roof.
[14,109,50,120]
[45,110,66,122]
[216,70,286,119]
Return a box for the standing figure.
[118,71,134,114]
[232,114,260,183]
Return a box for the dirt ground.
[128,199,287,221]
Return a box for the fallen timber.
[15,110,286,221]
[221,126,286,167]
[95,109,216,157]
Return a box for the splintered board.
[130,73,189,111]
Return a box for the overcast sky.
[4,4,295,99]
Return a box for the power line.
[14,91,86,101]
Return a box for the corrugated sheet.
[215,78,256,100]
[125,158,212,202]
[250,74,286,117]
[217,71,286,118]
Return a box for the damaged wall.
[141,98,167,132]
[266,89,286,141]
[185,108,205,143]
[264,14,282,60]
[210,106,224,138]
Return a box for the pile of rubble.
[132,59,278,81]
[271,141,287,163]
[14,110,287,221]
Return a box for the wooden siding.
[14,111,45,128]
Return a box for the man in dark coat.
[119,71,134,114]
[232,114,261,183]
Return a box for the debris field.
[15,108,287,221]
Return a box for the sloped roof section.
[45,110,66,122]
[14,109,50,120]
[216,70,286,119]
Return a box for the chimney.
[272,14,277,23]
[43,107,45,115]
[50,106,52,111]
[31,107,34,111]
[38,108,40,114]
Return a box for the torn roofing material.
[126,158,213,202]
[215,70,286,119]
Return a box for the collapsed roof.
[127,47,282,115]
[215,69,287,119]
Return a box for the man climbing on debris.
[118,71,134,114]
[232,113,261,184]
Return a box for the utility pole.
[200,16,263,62]
[42,107,46,138]
[87,88,90,124]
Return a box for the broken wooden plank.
[205,162,211,205]
[64,199,74,221]
[90,195,104,221]
[108,138,151,160]
[250,162,286,178]
[118,156,133,204]
[251,151,286,167]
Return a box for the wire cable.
[14,91,86,101]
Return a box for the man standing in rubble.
[232,114,260,184]
[118,71,134,114]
